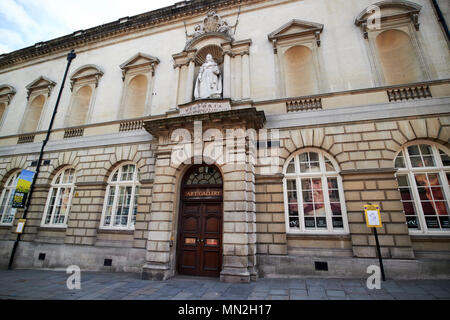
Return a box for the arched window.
[184,165,223,185]
[375,29,423,85]
[41,167,76,227]
[67,86,92,127]
[101,163,140,229]
[394,142,450,233]
[284,45,316,97]
[283,149,348,233]
[123,75,148,119]
[0,170,20,225]
[22,95,45,133]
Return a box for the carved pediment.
[120,53,160,74]
[25,76,56,100]
[268,20,324,47]
[355,1,422,37]
[70,65,104,90]
[0,85,16,105]
[185,10,236,50]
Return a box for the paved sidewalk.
[0,269,449,300]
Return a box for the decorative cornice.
[268,19,324,48]
[355,1,422,38]
[0,85,16,105]
[143,107,266,138]
[0,0,262,69]
[25,76,57,100]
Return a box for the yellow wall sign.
[16,219,26,234]
[364,204,382,228]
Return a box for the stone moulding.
[354,0,422,38]
[143,107,266,137]
[119,53,160,80]
[268,19,324,50]
[69,65,104,91]
[0,85,16,105]
[0,0,263,69]
[25,76,56,100]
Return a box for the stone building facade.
[0,0,449,282]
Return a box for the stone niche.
[172,10,252,108]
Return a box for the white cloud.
[0,0,178,54]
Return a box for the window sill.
[38,226,67,231]
[0,224,12,229]
[97,228,135,235]
[410,234,450,242]
[287,233,351,241]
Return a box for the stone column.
[241,52,251,100]
[172,65,181,108]
[223,52,231,99]
[232,54,242,101]
[185,59,195,104]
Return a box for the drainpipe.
[431,0,450,45]
[8,50,76,270]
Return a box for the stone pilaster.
[342,169,414,259]
[142,149,176,280]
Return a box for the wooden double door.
[177,202,222,277]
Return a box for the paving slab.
[0,269,449,300]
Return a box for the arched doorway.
[177,164,223,277]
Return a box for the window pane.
[303,203,314,216]
[132,186,139,226]
[396,174,420,230]
[287,179,296,191]
[305,217,315,228]
[425,216,440,229]
[397,175,409,187]
[410,156,424,167]
[53,187,71,225]
[439,216,450,229]
[0,190,15,224]
[289,216,300,229]
[419,145,432,155]
[408,145,436,168]
[440,150,450,167]
[394,151,405,168]
[288,191,297,202]
[408,145,420,156]
[114,186,132,226]
[55,173,61,184]
[44,188,58,224]
[316,217,327,228]
[332,217,344,228]
[415,173,449,219]
[406,216,420,229]
[286,159,295,173]
[331,203,342,215]
[289,202,298,215]
[422,156,435,167]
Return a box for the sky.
[0,0,180,54]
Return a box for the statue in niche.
[194,54,222,100]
